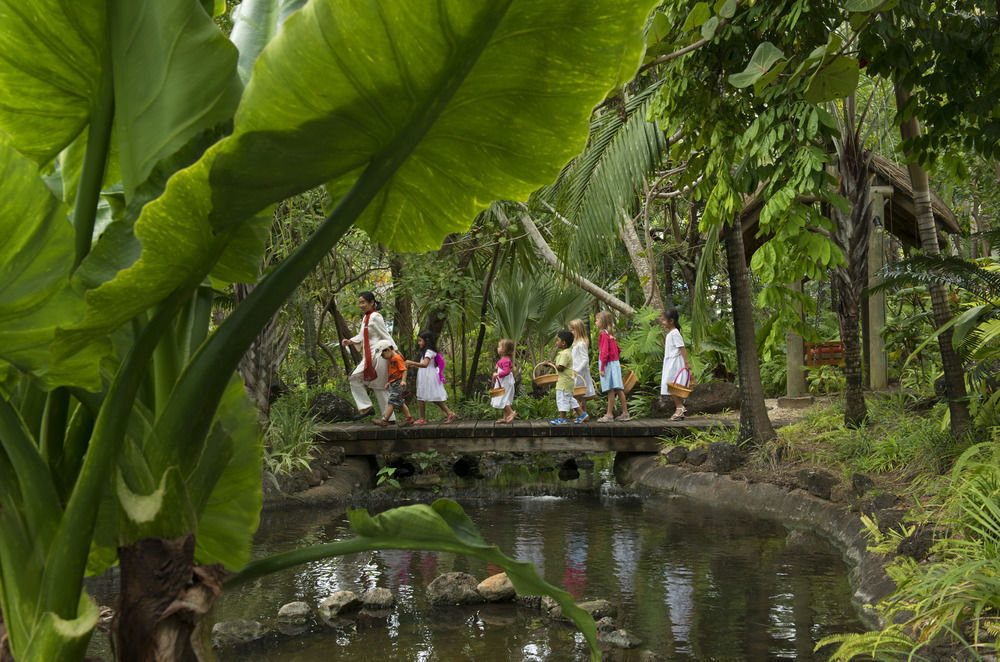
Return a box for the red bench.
[804,341,843,367]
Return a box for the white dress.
[660,328,689,395]
[416,350,448,402]
[490,357,515,408]
[571,342,596,398]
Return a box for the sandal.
[670,411,685,421]
[373,417,389,427]
[549,417,569,425]
[398,417,413,427]
[445,412,457,424]
[573,412,589,424]
[503,411,517,423]
[615,414,631,422]
[597,415,614,422]
[413,419,427,425]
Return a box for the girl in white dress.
[491,338,516,423]
[660,309,692,420]
[405,330,456,424]
[568,318,596,421]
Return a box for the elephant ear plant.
[0,0,657,659]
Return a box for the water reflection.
[209,493,862,661]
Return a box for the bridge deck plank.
[315,417,733,455]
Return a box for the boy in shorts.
[374,340,414,427]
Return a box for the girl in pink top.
[491,338,517,423]
[595,311,631,422]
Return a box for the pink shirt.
[496,356,513,377]
[598,331,620,371]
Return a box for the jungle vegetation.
[0,0,998,660]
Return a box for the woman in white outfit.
[659,308,692,421]
[340,291,396,420]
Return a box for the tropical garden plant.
[0,0,659,659]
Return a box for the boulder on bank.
[212,619,267,647]
[309,391,356,423]
[686,447,708,466]
[318,590,362,618]
[797,469,836,500]
[708,442,741,473]
[427,572,485,606]
[684,381,740,415]
[477,572,516,602]
[601,628,642,649]
[661,446,688,464]
[277,601,311,624]
[362,587,395,610]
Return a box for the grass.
[265,391,321,476]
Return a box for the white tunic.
[571,342,596,398]
[660,327,689,395]
[416,350,448,402]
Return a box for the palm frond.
[555,80,668,262]
[870,255,1000,303]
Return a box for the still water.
[212,492,864,661]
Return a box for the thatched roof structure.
[738,153,961,260]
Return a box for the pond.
[206,484,864,661]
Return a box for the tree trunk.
[830,99,871,427]
[895,84,971,438]
[619,208,664,312]
[114,535,226,662]
[235,282,290,419]
[465,241,503,397]
[425,234,477,341]
[722,214,775,445]
[389,255,413,358]
[328,295,359,374]
[519,211,636,317]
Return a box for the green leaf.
[804,56,860,103]
[752,59,788,95]
[682,2,711,30]
[230,499,600,659]
[844,0,886,10]
[16,593,98,662]
[0,1,106,165]
[54,0,658,362]
[230,0,308,83]
[715,0,737,18]
[728,42,785,88]
[109,0,243,198]
[701,15,719,40]
[191,376,263,570]
[0,136,104,390]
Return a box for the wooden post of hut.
[867,187,890,390]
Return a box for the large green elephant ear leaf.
[211,0,658,251]
[54,0,657,360]
[0,136,104,390]
[230,0,308,83]
[0,1,105,165]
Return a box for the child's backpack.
[434,353,447,384]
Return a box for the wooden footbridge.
[318,417,733,455]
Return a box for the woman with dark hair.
[340,291,396,420]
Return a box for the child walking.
[373,340,414,427]
[405,330,457,424]
[546,330,585,425]
[595,311,630,422]
[660,309,692,421]
[568,318,596,422]
[491,338,517,423]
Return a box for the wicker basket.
[621,366,638,394]
[532,362,558,387]
[667,382,692,398]
[573,371,588,397]
[488,378,506,398]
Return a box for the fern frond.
[870,255,1000,303]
